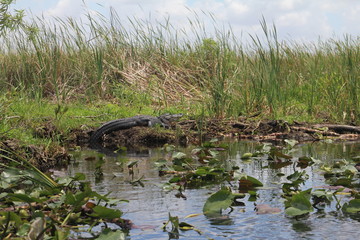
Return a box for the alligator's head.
[158,113,183,127]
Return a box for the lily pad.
[96,229,126,240]
[285,190,313,217]
[89,205,123,219]
[241,153,253,160]
[297,156,315,168]
[203,187,235,217]
[342,199,360,213]
[269,149,293,161]
[238,175,263,190]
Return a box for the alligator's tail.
[89,119,139,143]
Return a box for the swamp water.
[68,141,360,240]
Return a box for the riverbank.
[1,99,359,170]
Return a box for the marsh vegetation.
[1,6,359,121]
[0,2,360,239]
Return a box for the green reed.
[0,9,359,123]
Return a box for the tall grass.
[0,8,359,123]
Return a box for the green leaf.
[241,152,253,160]
[169,176,181,183]
[248,190,258,202]
[172,152,186,160]
[270,149,293,160]
[57,176,75,186]
[285,139,298,148]
[96,229,126,240]
[0,148,58,189]
[203,187,235,217]
[65,192,88,208]
[54,225,70,240]
[73,172,86,181]
[328,178,353,187]
[195,168,208,176]
[285,206,310,216]
[0,211,23,228]
[154,159,167,168]
[285,191,313,217]
[209,150,219,158]
[297,156,315,168]
[311,189,333,202]
[287,170,308,182]
[164,144,176,152]
[127,161,138,168]
[8,193,43,203]
[342,199,360,213]
[65,183,95,208]
[239,175,263,188]
[163,213,180,233]
[90,205,122,219]
[179,221,195,231]
[17,223,31,237]
[256,143,272,153]
[0,192,8,199]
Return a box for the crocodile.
[89,113,183,144]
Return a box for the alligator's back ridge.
[89,119,136,143]
[90,115,153,143]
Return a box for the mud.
[0,139,70,171]
[0,119,69,171]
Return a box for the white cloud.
[277,11,310,27]
[226,0,248,14]
[45,0,84,17]
[14,0,360,43]
[277,0,303,11]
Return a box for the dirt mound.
[99,126,181,149]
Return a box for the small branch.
[313,124,360,134]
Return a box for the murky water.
[67,141,360,240]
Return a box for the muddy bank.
[1,119,359,170]
[71,119,360,149]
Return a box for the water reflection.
[291,219,313,233]
[208,215,235,226]
[68,140,360,239]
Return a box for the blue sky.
[11,0,360,43]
